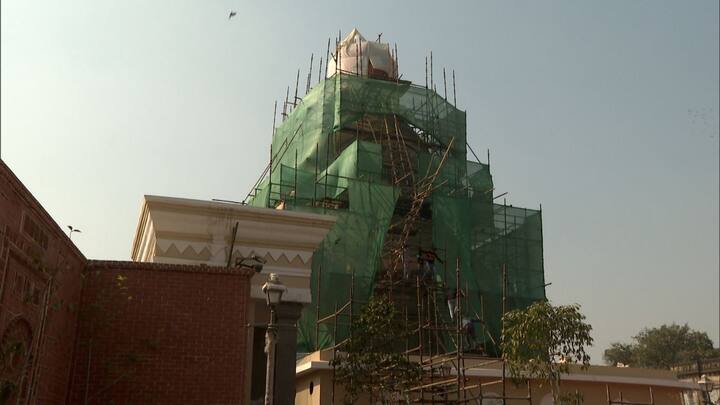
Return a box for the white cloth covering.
[326,28,397,79]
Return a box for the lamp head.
[261,273,286,308]
[698,374,714,393]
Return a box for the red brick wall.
[0,160,86,404]
[2,161,256,404]
[67,261,253,405]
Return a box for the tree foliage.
[331,295,421,404]
[603,343,635,366]
[501,301,593,403]
[603,324,719,369]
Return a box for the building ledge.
[295,353,700,390]
[87,259,255,276]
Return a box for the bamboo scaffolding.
[250,37,544,404]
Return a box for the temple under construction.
[245,29,547,401]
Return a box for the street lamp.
[262,273,286,405]
[698,374,715,405]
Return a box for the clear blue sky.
[2,0,718,363]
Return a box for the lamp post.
[698,374,715,405]
[262,273,286,405]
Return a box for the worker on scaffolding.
[401,243,415,280]
[447,289,477,350]
[446,287,465,320]
[463,317,476,350]
[418,248,443,284]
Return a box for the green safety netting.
[248,73,545,354]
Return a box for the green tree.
[604,324,719,369]
[331,295,421,404]
[603,343,635,366]
[501,301,593,405]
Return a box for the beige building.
[672,358,720,405]
[131,195,335,404]
[129,195,707,405]
[132,195,335,303]
[295,351,701,405]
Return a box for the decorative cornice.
[155,231,213,243]
[152,242,313,267]
[144,195,336,229]
[155,231,319,252]
[260,252,311,268]
[256,264,311,278]
[156,243,213,261]
[132,195,336,264]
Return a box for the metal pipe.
[452,69,457,106]
[306,53,313,94]
[282,86,289,119]
[501,262,507,405]
[394,43,399,83]
[425,56,429,89]
[293,68,300,106]
[318,57,323,84]
[264,309,277,405]
[226,221,239,268]
[315,264,322,350]
[331,301,338,404]
[443,68,448,100]
[324,37,331,80]
[430,51,434,91]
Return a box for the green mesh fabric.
[248,73,545,354]
[296,180,398,350]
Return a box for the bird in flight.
[228,11,237,20]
